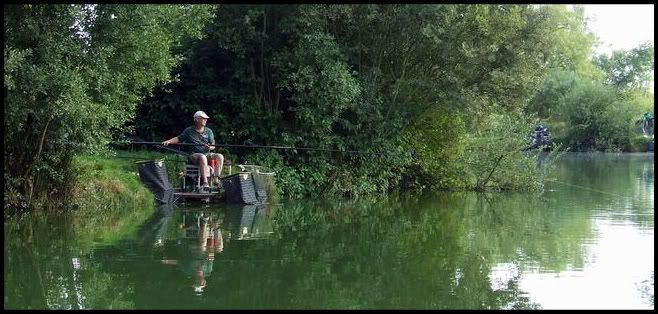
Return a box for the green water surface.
[4,153,653,309]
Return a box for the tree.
[137,4,599,197]
[594,42,654,90]
[4,4,214,213]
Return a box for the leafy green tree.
[528,42,653,152]
[594,43,654,90]
[525,4,603,119]
[534,5,600,79]
[555,78,635,151]
[525,6,654,152]
[4,4,214,213]
[138,4,590,197]
[401,109,468,191]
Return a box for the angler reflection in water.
[160,210,223,295]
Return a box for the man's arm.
[207,129,215,151]
[162,136,180,146]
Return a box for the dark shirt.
[177,126,215,154]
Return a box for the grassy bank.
[67,153,167,248]
[4,152,169,254]
[71,154,157,211]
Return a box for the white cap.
[194,111,209,119]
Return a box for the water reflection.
[223,204,274,241]
[518,153,654,309]
[137,202,175,248]
[114,203,272,299]
[4,153,653,309]
[157,209,223,295]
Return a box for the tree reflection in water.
[4,153,653,309]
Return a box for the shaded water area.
[4,153,654,309]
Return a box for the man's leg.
[207,153,224,177]
[191,153,210,186]
[188,154,210,190]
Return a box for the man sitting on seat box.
[162,111,224,191]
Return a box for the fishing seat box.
[221,172,267,205]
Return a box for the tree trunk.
[477,154,505,191]
[25,117,52,208]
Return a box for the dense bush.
[6,4,632,212]
[136,4,587,198]
[528,69,653,152]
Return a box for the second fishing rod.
[110,141,384,156]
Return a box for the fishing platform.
[136,160,274,206]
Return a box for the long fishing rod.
[110,141,384,155]
[546,179,634,200]
[152,143,191,157]
[112,156,189,163]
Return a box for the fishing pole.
[547,179,634,200]
[152,143,191,157]
[110,141,384,155]
[112,156,189,163]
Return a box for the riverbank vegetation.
[4,4,654,214]
[4,151,157,216]
[527,43,654,152]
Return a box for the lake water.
[4,153,653,309]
